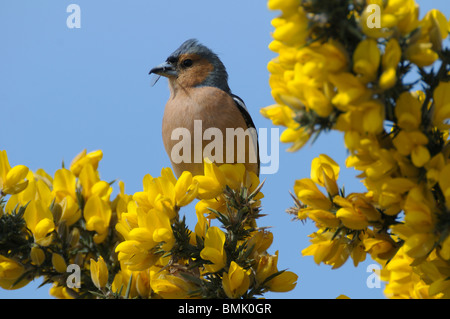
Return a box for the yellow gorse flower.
[30,246,45,266]
[432,81,450,131]
[84,194,112,244]
[294,178,332,210]
[79,163,112,201]
[51,253,67,273]
[200,226,227,273]
[0,255,29,290]
[255,251,298,293]
[150,268,196,299]
[0,150,29,195]
[49,284,75,299]
[115,209,173,271]
[310,154,340,196]
[24,200,55,246]
[90,256,109,290]
[353,38,380,84]
[379,38,401,90]
[70,149,103,177]
[222,261,251,299]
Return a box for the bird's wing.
[231,94,260,174]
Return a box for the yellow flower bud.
[135,271,151,298]
[24,200,55,246]
[30,246,45,266]
[432,81,450,130]
[256,254,278,285]
[59,196,81,227]
[393,131,429,167]
[379,68,397,90]
[329,72,369,110]
[52,253,67,273]
[280,126,310,152]
[0,255,30,290]
[353,39,380,83]
[222,261,251,299]
[382,38,401,70]
[347,193,381,222]
[406,42,438,67]
[351,242,367,267]
[260,104,295,127]
[90,256,109,290]
[268,270,298,293]
[411,145,431,168]
[150,269,194,299]
[302,232,339,265]
[272,12,308,46]
[294,178,332,210]
[52,168,77,202]
[310,154,340,196]
[70,149,103,177]
[255,250,298,293]
[336,205,369,230]
[200,226,226,273]
[0,150,10,184]
[395,92,422,131]
[380,39,401,90]
[344,131,361,150]
[174,171,198,207]
[424,9,449,51]
[307,209,341,228]
[194,161,226,199]
[303,86,333,117]
[4,165,28,187]
[83,195,111,244]
[3,165,29,194]
[49,284,75,299]
[247,230,273,256]
[68,227,81,247]
[364,237,395,260]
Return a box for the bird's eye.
[182,59,193,67]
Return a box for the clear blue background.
[0,0,448,299]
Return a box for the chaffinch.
[149,39,259,177]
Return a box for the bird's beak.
[149,61,178,77]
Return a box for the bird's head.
[149,39,230,93]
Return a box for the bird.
[149,39,259,178]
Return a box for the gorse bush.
[0,151,297,298]
[0,150,297,298]
[263,0,450,298]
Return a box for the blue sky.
[0,0,449,299]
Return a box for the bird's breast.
[162,86,258,177]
